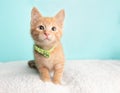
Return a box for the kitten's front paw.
[53,80,61,85]
[41,78,51,83]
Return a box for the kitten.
[28,7,65,84]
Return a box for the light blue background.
[0,0,120,62]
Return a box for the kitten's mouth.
[43,35,52,41]
[44,37,50,41]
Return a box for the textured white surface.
[0,60,120,93]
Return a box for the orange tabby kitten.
[28,7,65,84]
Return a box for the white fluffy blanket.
[0,60,120,93]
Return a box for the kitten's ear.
[31,7,42,24]
[54,9,65,25]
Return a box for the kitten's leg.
[28,60,37,69]
[38,66,51,82]
[53,63,64,84]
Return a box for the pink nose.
[44,32,49,36]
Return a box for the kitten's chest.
[34,44,64,70]
[43,59,54,70]
[35,52,55,70]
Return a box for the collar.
[34,44,55,58]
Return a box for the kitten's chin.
[34,40,56,47]
[43,39,53,44]
[34,40,57,50]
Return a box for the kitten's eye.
[51,26,56,31]
[39,25,44,30]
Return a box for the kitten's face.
[31,7,65,46]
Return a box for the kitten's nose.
[44,32,49,36]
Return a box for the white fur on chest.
[43,60,54,70]
[35,52,55,70]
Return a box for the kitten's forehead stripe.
[44,17,55,23]
[39,17,56,29]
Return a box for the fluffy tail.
[28,60,37,69]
